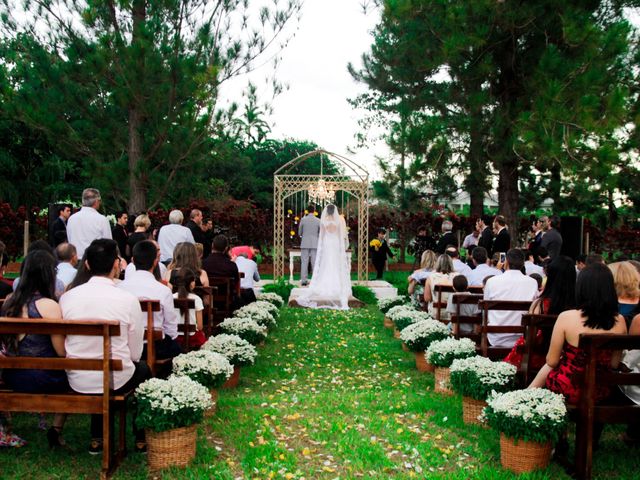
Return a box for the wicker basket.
[393,328,401,339]
[434,367,453,395]
[462,396,487,425]
[414,351,435,372]
[205,389,218,417]
[146,424,197,471]
[384,316,394,329]
[500,434,552,473]
[222,366,241,389]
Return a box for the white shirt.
[235,256,260,289]
[452,258,473,278]
[157,224,195,262]
[525,261,545,277]
[60,276,144,394]
[66,206,112,258]
[462,233,479,249]
[409,269,432,282]
[124,262,167,280]
[173,292,204,336]
[483,270,538,348]
[56,262,77,287]
[118,269,179,339]
[467,263,503,287]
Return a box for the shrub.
[392,309,431,331]
[263,277,294,302]
[450,356,516,401]
[379,295,409,314]
[352,285,378,305]
[256,292,285,308]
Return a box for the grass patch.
[351,285,378,305]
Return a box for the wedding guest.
[202,234,240,307]
[112,211,129,261]
[620,313,640,443]
[407,250,437,300]
[527,217,544,259]
[119,240,182,361]
[49,204,71,247]
[165,242,209,287]
[492,215,510,255]
[126,214,152,259]
[157,210,194,263]
[445,247,472,278]
[466,247,502,287]
[172,268,206,349]
[229,244,261,261]
[13,240,65,298]
[61,238,148,454]
[423,254,456,320]
[528,263,627,405]
[540,215,563,260]
[476,215,494,254]
[608,261,640,328]
[445,274,479,334]
[185,209,207,247]
[370,228,394,280]
[55,242,78,288]
[66,188,112,258]
[410,226,435,269]
[524,249,545,277]
[435,220,457,254]
[461,228,479,257]
[1,250,68,446]
[124,239,167,282]
[235,252,260,306]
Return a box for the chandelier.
[307,156,335,204]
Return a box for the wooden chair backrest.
[174,297,197,351]
[478,299,532,359]
[193,285,216,337]
[450,293,483,343]
[518,313,557,385]
[207,276,236,332]
[139,299,162,375]
[433,284,483,322]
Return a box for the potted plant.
[172,350,233,415]
[483,388,567,473]
[391,310,431,338]
[136,376,212,470]
[399,319,450,372]
[450,356,516,425]
[256,292,284,308]
[379,296,409,327]
[234,301,278,328]
[426,338,476,394]
[386,305,418,337]
[219,316,268,345]
[202,334,258,388]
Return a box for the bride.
[296,204,351,310]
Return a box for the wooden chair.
[572,334,640,480]
[193,285,216,337]
[0,317,127,479]
[207,276,237,331]
[432,284,483,322]
[477,299,532,360]
[518,313,557,386]
[138,299,168,377]
[173,297,197,351]
[449,293,483,343]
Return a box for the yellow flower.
[294,216,299,221]
[313,211,318,216]
[304,209,308,214]
[290,230,296,236]
[287,209,293,214]
[370,239,381,248]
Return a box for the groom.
[298,204,320,286]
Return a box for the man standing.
[476,215,494,254]
[49,204,71,247]
[483,249,538,348]
[185,209,207,247]
[157,209,195,263]
[435,220,457,254]
[540,215,563,260]
[66,188,112,258]
[112,211,129,260]
[492,215,511,255]
[370,228,394,280]
[298,205,320,286]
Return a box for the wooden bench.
[478,299,532,360]
[432,284,483,321]
[518,313,557,386]
[449,293,483,343]
[0,317,127,479]
[571,333,640,480]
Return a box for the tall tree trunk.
[498,159,519,243]
[466,123,486,218]
[548,164,562,212]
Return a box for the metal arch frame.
[273,151,369,283]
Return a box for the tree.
[0,0,302,213]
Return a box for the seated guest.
[423,254,456,320]
[466,247,502,287]
[165,242,209,287]
[157,210,194,264]
[1,250,68,446]
[202,234,240,307]
[119,240,182,361]
[524,249,544,277]
[575,254,587,276]
[13,240,65,298]
[60,239,148,453]
[445,274,479,334]
[172,268,206,349]
[407,250,437,301]
[529,273,543,292]
[529,263,627,404]
[55,243,78,288]
[483,249,538,348]
[124,240,167,282]
[235,252,260,306]
[229,244,260,261]
[608,261,640,328]
[445,247,472,278]
[0,240,13,298]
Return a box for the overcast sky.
[219,0,388,179]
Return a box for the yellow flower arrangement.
[370,239,382,251]
[313,211,318,216]
[290,230,296,236]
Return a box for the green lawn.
[1,307,635,479]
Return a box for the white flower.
[450,356,516,386]
[379,296,409,312]
[256,292,284,308]
[234,302,277,327]
[426,338,476,365]
[136,375,212,413]
[400,319,450,343]
[219,316,268,341]
[486,388,567,426]
[172,350,233,384]
[202,333,258,366]
[386,305,418,321]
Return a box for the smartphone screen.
[499,252,506,263]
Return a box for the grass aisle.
[1,306,633,478]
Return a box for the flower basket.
[450,356,516,402]
[223,366,241,388]
[393,328,401,339]
[499,434,552,473]
[401,342,409,352]
[219,317,267,345]
[379,296,409,314]
[147,424,197,470]
[202,334,258,367]
[256,292,284,308]
[172,350,233,391]
[391,309,430,332]
[426,338,477,368]
[434,367,453,395]
[462,396,487,425]
[383,316,394,329]
[400,319,450,353]
[414,351,435,372]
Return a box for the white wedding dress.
[296,205,352,310]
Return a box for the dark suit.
[202,252,240,307]
[186,220,207,247]
[435,232,457,254]
[370,239,394,279]
[112,224,129,260]
[540,228,563,259]
[528,231,543,258]
[492,228,511,255]
[49,217,68,247]
[478,226,493,254]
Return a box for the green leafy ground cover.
[1,307,634,479]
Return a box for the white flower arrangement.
[219,316,268,345]
[233,303,277,329]
[202,333,258,367]
[399,319,450,352]
[392,309,432,331]
[484,388,568,443]
[450,356,517,400]
[426,338,477,368]
[380,296,410,314]
[386,304,417,321]
[172,350,233,389]
[135,375,212,432]
[256,292,284,308]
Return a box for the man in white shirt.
[466,247,503,287]
[524,249,545,277]
[55,242,78,288]
[445,247,472,278]
[66,188,112,258]
[157,209,195,263]
[60,239,148,453]
[124,240,168,280]
[483,249,538,348]
[119,240,182,360]
[235,252,260,305]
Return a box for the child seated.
[172,268,206,349]
[446,275,480,334]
